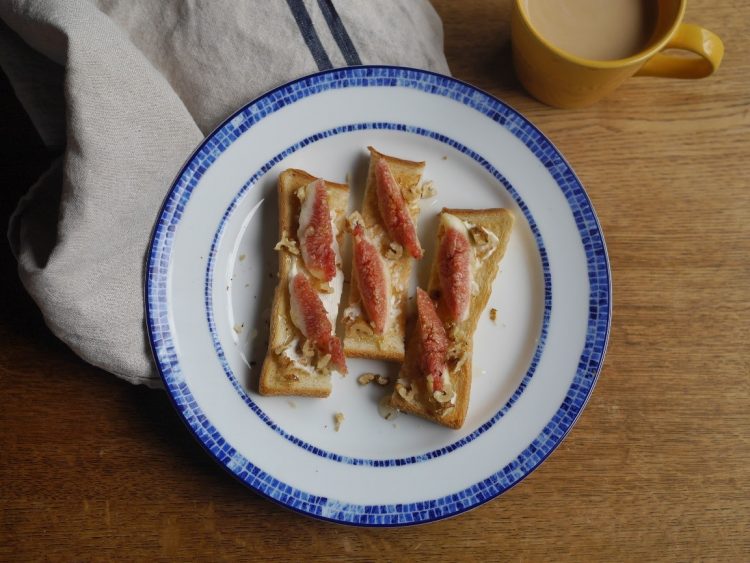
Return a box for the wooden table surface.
[2,1,748,560]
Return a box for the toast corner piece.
[259,355,332,398]
[367,145,426,170]
[441,206,515,240]
[389,327,471,430]
[389,375,469,430]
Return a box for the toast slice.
[259,169,349,397]
[343,147,426,362]
[390,208,514,428]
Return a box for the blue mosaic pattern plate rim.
[145,66,611,526]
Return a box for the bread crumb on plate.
[334,412,345,431]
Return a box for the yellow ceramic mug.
[511,0,724,108]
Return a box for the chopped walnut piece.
[299,339,315,365]
[447,322,461,341]
[343,304,361,323]
[447,340,468,373]
[274,232,299,255]
[357,373,377,385]
[433,389,455,404]
[490,308,498,322]
[385,241,403,260]
[469,225,498,259]
[316,353,332,373]
[334,412,345,432]
[395,381,415,402]
[420,180,437,199]
[449,352,468,373]
[468,225,490,246]
[405,181,422,201]
[352,321,374,337]
[358,373,390,386]
[347,211,365,231]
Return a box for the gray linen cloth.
[1,0,450,387]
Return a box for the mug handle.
[635,23,724,78]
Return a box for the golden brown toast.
[259,169,349,397]
[343,147,425,362]
[390,207,514,428]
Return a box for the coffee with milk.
[525,0,656,61]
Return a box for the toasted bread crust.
[390,207,514,428]
[259,169,349,397]
[343,147,425,361]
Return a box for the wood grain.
[1,0,748,559]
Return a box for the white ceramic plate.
[146,66,611,526]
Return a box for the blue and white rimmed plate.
[146,66,610,526]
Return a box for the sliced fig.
[352,222,390,334]
[289,269,347,373]
[415,288,448,391]
[438,213,473,322]
[374,158,422,259]
[297,179,336,281]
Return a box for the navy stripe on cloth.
[286,0,333,70]
[316,0,362,66]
